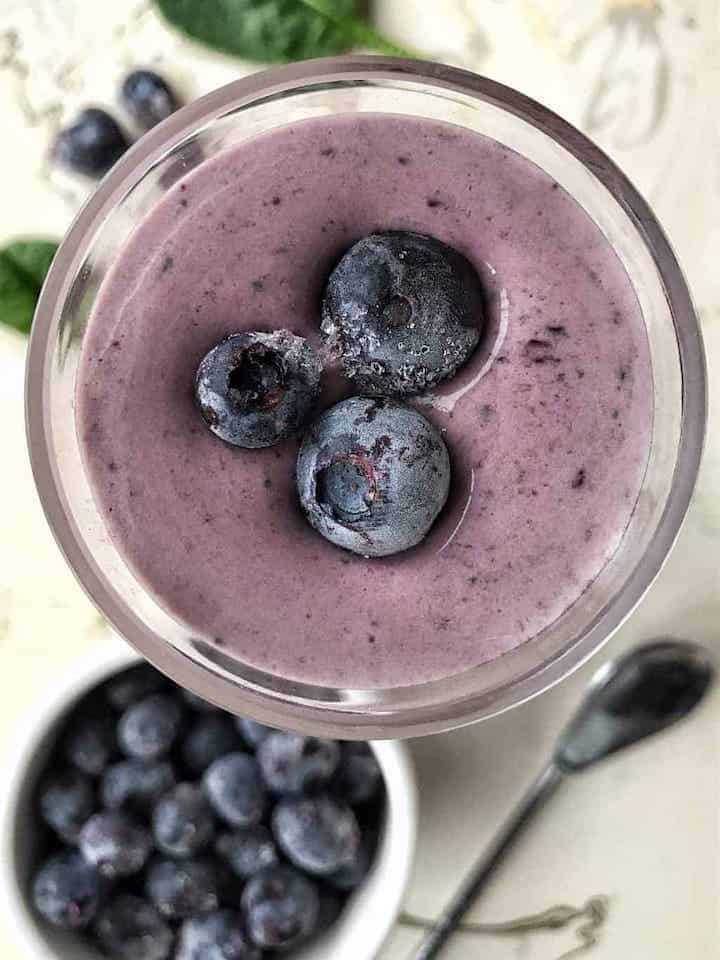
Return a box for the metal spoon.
[410,640,714,960]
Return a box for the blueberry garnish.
[296,397,451,557]
[95,894,173,960]
[39,769,94,843]
[177,910,261,960]
[32,849,101,929]
[203,752,266,827]
[152,783,215,858]
[257,732,340,795]
[145,857,221,919]
[182,714,242,776]
[195,330,322,449]
[214,825,279,879]
[53,108,129,178]
[79,811,152,878]
[101,759,176,812]
[272,793,360,876]
[321,231,483,395]
[241,865,319,950]
[120,69,180,130]
[118,693,183,761]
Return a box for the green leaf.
[155,0,360,62]
[154,0,417,62]
[0,240,59,335]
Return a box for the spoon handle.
[409,761,565,960]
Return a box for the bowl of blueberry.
[1,645,417,960]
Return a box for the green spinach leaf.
[154,0,414,62]
[0,240,58,335]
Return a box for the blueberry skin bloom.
[321,231,483,395]
[120,69,179,130]
[195,330,322,449]
[296,397,451,557]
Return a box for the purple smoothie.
[76,114,652,688]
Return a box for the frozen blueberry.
[182,714,242,776]
[214,826,278,879]
[272,794,360,876]
[120,69,180,130]
[194,330,322,448]
[328,834,373,891]
[203,753,265,827]
[241,865,318,950]
[180,689,219,713]
[145,857,221,919]
[235,718,274,749]
[321,231,483,395]
[95,894,173,960]
[32,849,101,929]
[257,732,340,795]
[296,397,451,557]
[101,759,176,812]
[118,693,183,761]
[331,742,383,805]
[152,783,215,858]
[176,910,261,960]
[52,108,129,178]
[39,769,94,843]
[79,811,152,878]
[104,664,168,711]
[64,707,117,776]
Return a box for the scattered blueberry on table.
[52,108,130,179]
[30,662,385,955]
[120,69,180,131]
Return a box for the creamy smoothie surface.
[76,114,653,688]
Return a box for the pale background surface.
[0,1,718,958]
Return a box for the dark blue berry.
[104,664,168,711]
[257,732,339,795]
[53,108,129,178]
[195,330,322,448]
[32,850,101,929]
[120,69,180,130]
[79,811,151,878]
[272,794,359,876]
[64,707,117,776]
[328,833,373,891]
[316,891,344,933]
[152,783,215,858]
[332,742,383,805]
[180,689,219,713]
[241,865,318,950]
[95,894,173,960]
[145,857,221,919]
[203,753,265,828]
[176,910,261,960]
[214,826,278,879]
[235,718,274,749]
[101,759,176,812]
[296,397,450,557]
[118,693,183,761]
[182,714,242,776]
[321,231,483,395]
[39,769,94,843]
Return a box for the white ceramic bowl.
[0,642,417,960]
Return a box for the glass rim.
[26,56,707,738]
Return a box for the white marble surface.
[0,1,718,958]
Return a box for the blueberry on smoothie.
[176,910,261,960]
[296,397,451,557]
[53,108,129,178]
[321,231,483,395]
[79,811,152,878]
[120,69,179,130]
[95,894,173,960]
[32,849,101,929]
[194,330,322,449]
[39,769,94,843]
[272,794,360,876]
[241,864,319,950]
[152,783,215,858]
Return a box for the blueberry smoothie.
[76,114,652,688]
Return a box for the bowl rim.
[26,55,707,738]
[0,640,418,960]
